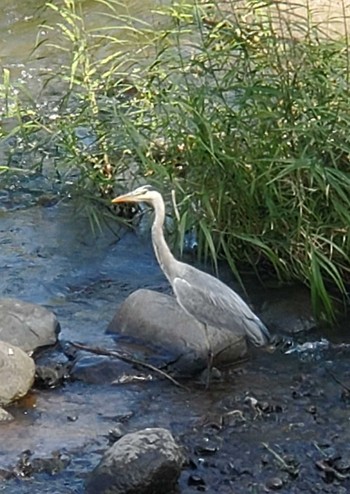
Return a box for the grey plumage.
[112,185,270,348]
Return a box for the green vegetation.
[1,0,350,320]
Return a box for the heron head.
[111,185,159,205]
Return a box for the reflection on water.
[0,1,46,63]
[0,0,166,87]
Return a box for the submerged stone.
[259,285,315,334]
[70,353,132,385]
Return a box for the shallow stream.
[1,2,350,493]
[0,198,350,494]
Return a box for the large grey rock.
[107,289,247,375]
[86,428,184,494]
[0,341,35,406]
[0,298,60,353]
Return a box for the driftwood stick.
[68,341,189,390]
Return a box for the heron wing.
[173,275,248,330]
[172,269,269,346]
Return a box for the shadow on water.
[0,201,350,493]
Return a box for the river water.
[1,2,350,494]
[1,0,165,98]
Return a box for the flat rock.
[107,289,247,376]
[70,353,132,384]
[0,298,60,353]
[85,427,185,494]
[0,340,35,406]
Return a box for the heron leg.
[203,324,213,388]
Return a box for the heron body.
[112,185,270,350]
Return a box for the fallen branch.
[67,341,189,390]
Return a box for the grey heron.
[112,185,270,373]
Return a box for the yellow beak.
[111,194,135,204]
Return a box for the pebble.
[195,439,219,456]
[107,424,127,444]
[265,477,284,490]
[187,474,206,486]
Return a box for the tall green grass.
[126,0,350,320]
[1,0,350,321]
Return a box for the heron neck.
[151,196,176,282]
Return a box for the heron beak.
[111,193,135,204]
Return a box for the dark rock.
[70,353,131,384]
[13,450,33,478]
[341,389,350,403]
[0,341,35,405]
[111,411,134,423]
[107,289,247,376]
[0,298,60,353]
[0,467,13,480]
[67,415,78,422]
[259,285,315,334]
[30,451,71,475]
[107,424,127,444]
[85,427,185,494]
[35,363,69,389]
[188,474,206,486]
[12,449,70,478]
[195,439,219,456]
